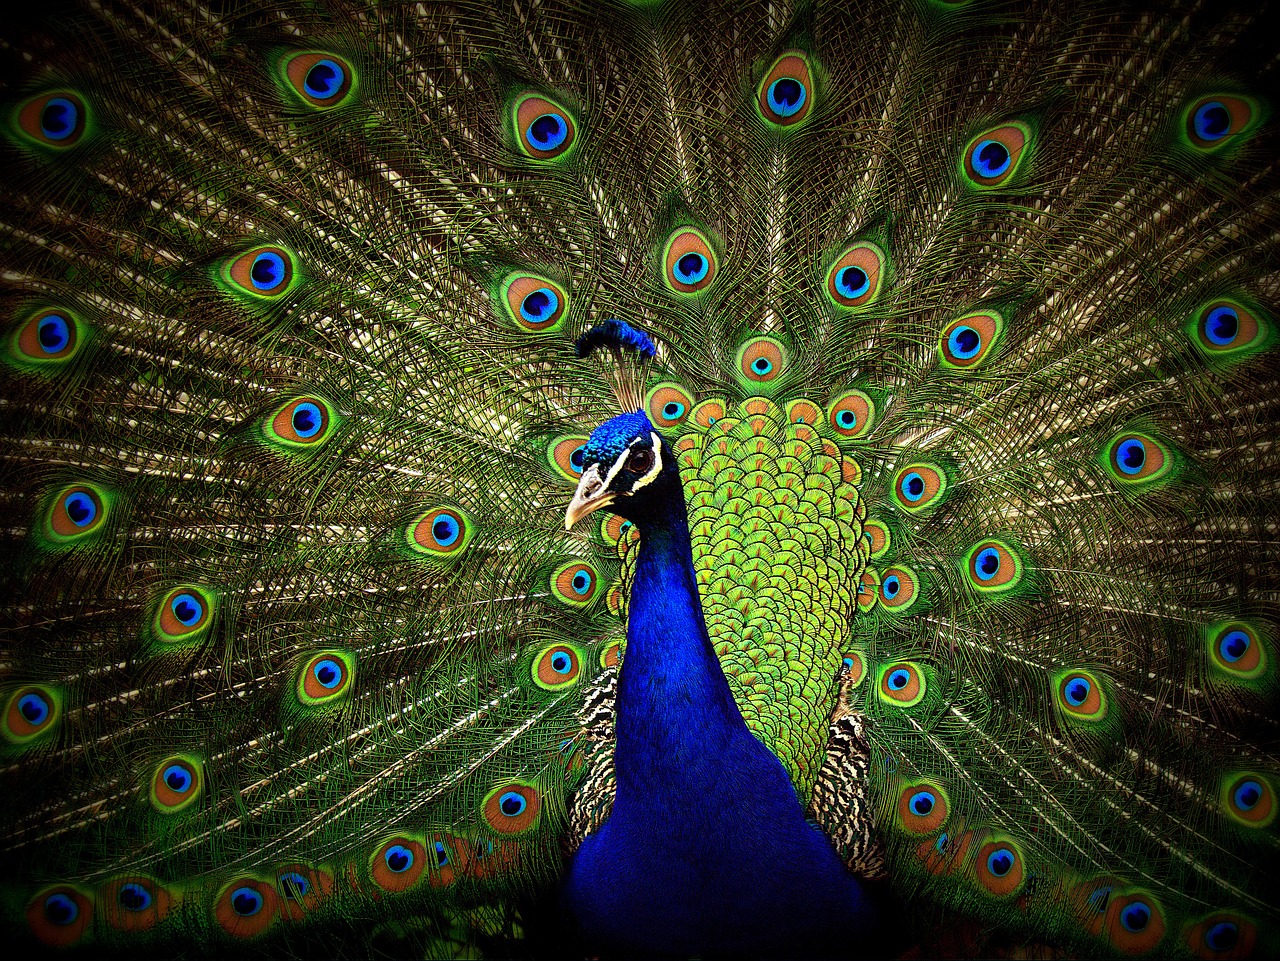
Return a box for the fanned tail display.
[1,0,1277,957]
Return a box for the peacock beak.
[565,465,616,529]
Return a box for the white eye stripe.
[600,433,663,495]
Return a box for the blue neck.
[564,486,879,956]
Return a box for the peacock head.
[564,410,676,530]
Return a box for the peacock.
[1,0,1277,956]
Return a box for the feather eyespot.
[546,435,589,483]
[45,484,107,542]
[896,780,950,834]
[877,661,925,705]
[825,242,886,309]
[513,93,577,161]
[1105,891,1166,954]
[1104,432,1172,485]
[100,876,171,932]
[153,586,215,643]
[1207,622,1266,678]
[150,755,203,813]
[1221,772,1275,828]
[1187,299,1271,362]
[826,389,875,439]
[264,396,338,450]
[297,651,355,706]
[1184,95,1258,150]
[1054,669,1108,722]
[371,836,428,892]
[863,520,891,558]
[215,878,278,937]
[960,122,1030,188]
[282,52,356,108]
[939,310,1004,370]
[12,309,82,364]
[736,336,788,385]
[483,782,542,834]
[276,864,331,920]
[27,886,92,947]
[857,569,880,610]
[757,51,815,128]
[223,245,298,298]
[646,382,695,430]
[501,274,568,332]
[599,640,622,669]
[663,228,717,294]
[974,838,1025,897]
[15,91,87,148]
[1186,913,1257,959]
[3,686,61,745]
[550,562,600,608]
[532,642,584,690]
[892,463,947,513]
[691,399,726,428]
[962,539,1023,594]
[408,506,474,558]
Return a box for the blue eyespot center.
[883,575,901,599]
[163,764,193,793]
[279,872,309,900]
[231,887,263,916]
[433,515,460,546]
[663,401,685,419]
[44,893,77,925]
[752,357,772,375]
[434,840,450,866]
[528,113,567,150]
[1120,902,1151,932]
[291,401,321,438]
[250,251,286,291]
[1206,922,1239,951]
[119,882,152,911]
[304,59,345,99]
[38,314,70,352]
[1117,438,1146,474]
[887,668,910,690]
[949,325,981,359]
[1234,780,1262,811]
[571,571,591,595]
[520,288,558,323]
[313,659,342,689]
[385,844,413,873]
[766,77,806,117]
[551,651,573,673]
[675,252,709,284]
[569,446,585,472]
[1205,306,1239,345]
[171,593,204,627]
[835,265,870,299]
[18,693,50,725]
[972,139,1011,178]
[41,98,78,140]
[1194,101,1231,141]
[64,492,96,527]
[900,471,925,501]
[975,547,1001,580]
[909,790,935,815]
[1220,630,1250,663]
[1065,678,1091,707]
[837,410,856,428]
[499,791,527,817]
[986,848,1014,877]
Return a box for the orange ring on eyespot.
[664,228,717,294]
[27,885,92,947]
[878,567,917,610]
[215,877,278,938]
[826,243,885,309]
[1196,300,1260,354]
[857,570,880,610]
[692,399,726,428]
[1186,96,1255,149]
[503,274,568,332]
[893,464,946,512]
[534,643,583,689]
[552,562,600,607]
[1107,432,1169,483]
[275,863,332,921]
[299,652,353,704]
[1208,622,1265,677]
[1105,890,1166,954]
[411,507,472,556]
[758,52,814,127]
[828,390,875,439]
[738,338,786,383]
[962,123,1029,187]
[964,539,1023,592]
[973,838,1025,897]
[840,651,866,687]
[17,91,87,148]
[915,821,976,877]
[864,520,890,558]
[155,587,212,640]
[482,782,542,834]
[151,756,202,812]
[426,832,472,886]
[47,485,105,539]
[227,246,294,297]
[16,310,79,361]
[371,836,428,893]
[99,875,171,932]
[4,686,60,742]
[514,94,576,161]
[940,310,1003,370]
[1222,773,1275,827]
[1056,670,1107,721]
[600,640,622,669]
[647,383,696,430]
[547,435,589,483]
[785,399,822,427]
[896,780,949,834]
[270,396,331,446]
[1185,912,1257,959]
[878,662,924,705]
[282,52,354,108]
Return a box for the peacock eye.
[628,448,654,473]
